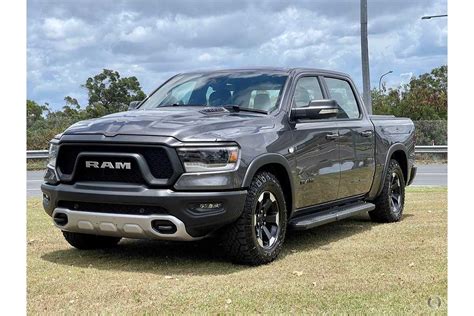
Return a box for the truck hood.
[63,107,275,142]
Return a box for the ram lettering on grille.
[85,161,132,170]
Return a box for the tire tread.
[370,159,405,223]
[221,171,287,265]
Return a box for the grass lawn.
[26,159,47,171]
[27,187,447,314]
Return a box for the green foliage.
[83,69,146,115]
[27,99,83,150]
[372,65,447,145]
[27,69,146,149]
[372,65,447,120]
[414,120,447,145]
[27,100,47,129]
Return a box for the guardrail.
[26,146,448,160]
[27,150,49,159]
[414,145,448,154]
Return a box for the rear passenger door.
[323,76,376,199]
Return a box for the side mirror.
[128,100,142,111]
[291,99,339,120]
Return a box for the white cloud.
[38,17,95,51]
[42,17,87,39]
[120,26,152,43]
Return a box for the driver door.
[291,75,340,210]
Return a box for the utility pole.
[360,0,372,114]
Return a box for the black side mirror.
[128,100,142,111]
[291,99,339,120]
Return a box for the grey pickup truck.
[41,68,416,265]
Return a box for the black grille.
[56,144,175,180]
[58,201,168,216]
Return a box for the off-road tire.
[221,171,287,265]
[62,231,121,250]
[369,159,405,223]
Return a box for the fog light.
[189,202,223,214]
[199,203,222,209]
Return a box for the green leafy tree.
[26,69,146,149]
[27,97,81,149]
[373,65,447,120]
[27,69,147,149]
[372,65,447,145]
[26,100,47,128]
[83,69,146,115]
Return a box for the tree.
[26,100,47,128]
[372,65,447,120]
[27,69,147,149]
[83,69,146,115]
[372,65,447,145]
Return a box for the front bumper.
[41,182,247,239]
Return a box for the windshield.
[140,72,288,112]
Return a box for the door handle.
[326,132,339,140]
[360,130,373,137]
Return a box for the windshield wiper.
[222,104,268,114]
[160,103,206,107]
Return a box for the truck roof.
[180,67,349,78]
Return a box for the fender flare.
[375,143,408,197]
[242,153,295,213]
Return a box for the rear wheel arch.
[374,143,408,198]
[243,154,294,218]
[391,150,408,182]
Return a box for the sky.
[27,0,447,110]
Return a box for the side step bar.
[289,201,375,230]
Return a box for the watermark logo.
[427,295,442,309]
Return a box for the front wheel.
[221,171,287,265]
[369,159,406,223]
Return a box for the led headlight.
[48,142,59,167]
[177,146,239,173]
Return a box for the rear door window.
[325,78,360,119]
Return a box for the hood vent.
[199,107,228,114]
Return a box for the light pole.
[378,70,393,90]
[421,14,447,20]
[360,0,372,114]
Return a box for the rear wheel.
[221,171,287,265]
[62,231,121,250]
[369,159,405,223]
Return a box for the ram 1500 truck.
[41,68,416,265]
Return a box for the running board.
[289,201,375,230]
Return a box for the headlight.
[48,143,59,167]
[177,146,239,173]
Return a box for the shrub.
[414,120,447,145]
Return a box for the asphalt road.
[27,164,447,198]
[411,164,447,186]
[27,170,46,198]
